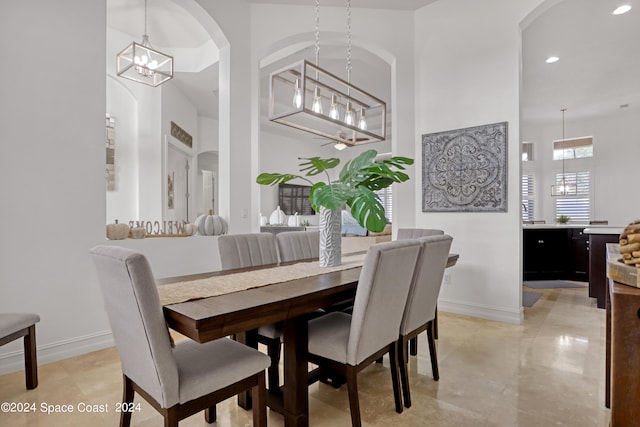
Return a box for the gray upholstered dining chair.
[90,245,270,427]
[396,228,444,239]
[216,233,283,392]
[0,313,40,389]
[306,239,422,427]
[398,234,453,408]
[397,227,446,350]
[217,232,279,270]
[249,230,321,392]
[275,230,320,262]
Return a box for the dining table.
[159,252,459,427]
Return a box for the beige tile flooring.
[0,285,609,426]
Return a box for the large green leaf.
[256,173,307,186]
[308,182,326,212]
[348,188,387,233]
[338,149,377,184]
[298,157,340,177]
[312,183,355,210]
[382,156,414,169]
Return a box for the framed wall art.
[422,121,508,213]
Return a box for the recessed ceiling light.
[613,5,632,15]
[546,56,560,64]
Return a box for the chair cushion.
[0,313,40,339]
[175,337,270,404]
[308,312,352,364]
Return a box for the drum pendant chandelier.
[116,0,173,87]
[268,0,386,147]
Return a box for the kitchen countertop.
[523,223,619,229]
[583,227,623,235]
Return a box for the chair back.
[346,240,422,365]
[217,233,279,269]
[90,245,179,408]
[276,230,320,262]
[397,228,444,240]
[400,235,453,335]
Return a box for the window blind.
[375,186,393,223]
[521,174,535,221]
[555,171,591,222]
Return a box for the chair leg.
[409,337,418,356]
[426,320,439,381]
[266,337,282,392]
[164,409,179,427]
[388,342,403,414]
[23,325,38,390]
[346,366,361,427]
[119,376,135,427]
[252,373,267,427]
[433,308,439,340]
[204,406,216,423]
[398,336,411,408]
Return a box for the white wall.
[162,83,198,223]
[0,0,111,371]
[0,0,255,374]
[106,77,139,222]
[414,0,545,324]
[522,109,640,226]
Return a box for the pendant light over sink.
[550,108,578,196]
[268,0,386,148]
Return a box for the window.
[278,184,315,215]
[521,174,535,221]
[554,171,590,223]
[375,186,393,223]
[553,136,593,160]
[522,142,534,162]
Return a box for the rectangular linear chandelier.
[269,59,386,147]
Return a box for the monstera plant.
[256,149,413,233]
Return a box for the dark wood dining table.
[160,253,459,427]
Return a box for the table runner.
[158,253,366,306]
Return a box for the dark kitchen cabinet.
[523,227,589,282]
[571,228,590,282]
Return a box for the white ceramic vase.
[319,206,342,267]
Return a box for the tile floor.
[0,285,609,426]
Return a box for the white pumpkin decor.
[269,205,287,226]
[106,220,130,240]
[194,209,228,236]
[288,212,299,227]
[183,223,196,236]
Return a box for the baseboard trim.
[438,298,523,325]
[0,330,114,375]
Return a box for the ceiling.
[107,0,640,128]
[521,0,640,124]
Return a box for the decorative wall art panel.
[422,122,508,212]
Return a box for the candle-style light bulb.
[344,101,355,126]
[358,107,367,130]
[329,93,340,119]
[312,87,323,114]
[292,78,302,109]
